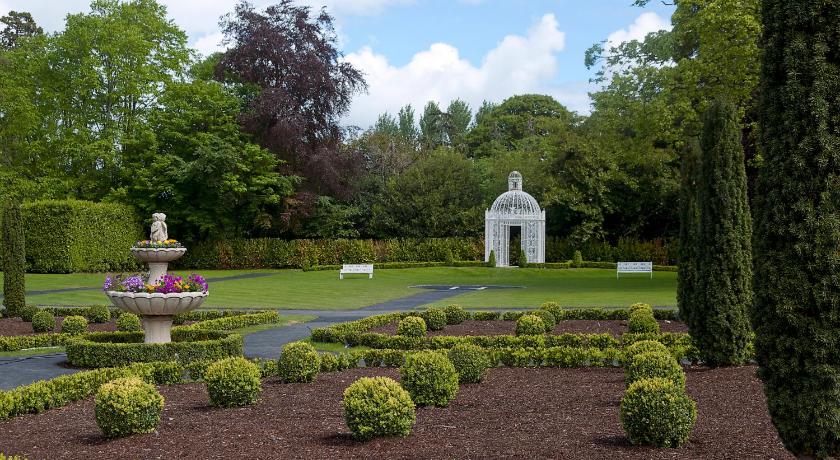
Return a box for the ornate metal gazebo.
[485,171,546,267]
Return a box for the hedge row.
[178,311,281,331]
[0,200,142,273]
[175,236,677,270]
[0,332,70,352]
[0,361,181,421]
[65,330,243,368]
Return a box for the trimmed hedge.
[422,308,447,331]
[94,377,164,438]
[397,317,426,337]
[31,311,56,333]
[179,311,281,331]
[65,330,244,368]
[87,305,111,323]
[343,377,416,441]
[204,357,262,407]
[516,315,545,336]
[277,341,320,383]
[1,202,25,317]
[61,315,88,334]
[116,313,142,332]
[625,352,685,389]
[620,378,696,447]
[399,351,459,407]
[17,200,141,273]
[175,236,677,269]
[0,361,181,421]
[443,304,468,325]
[448,343,491,383]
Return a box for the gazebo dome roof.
[488,171,542,218]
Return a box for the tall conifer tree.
[753,1,840,456]
[693,99,752,366]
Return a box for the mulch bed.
[0,366,791,459]
[370,319,689,337]
[0,317,117,336]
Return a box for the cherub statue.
[150,213,168,242]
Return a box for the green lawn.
[3,267,676,310]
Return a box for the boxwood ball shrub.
[19,305,37,322]
[539,301,564,320]
[278,341,320,383]
[623,340,670,365]
[399,351,459,407]
[443,304,468,325]
[204,357,262,407]
[516,314,545,336]
[116,313,142,332]
[31,310,56,333]
[629,302,653,315]
[94,377,164,438]
[423,308,447,331]
[343,376,416,441]
[531,309,556,332]
[61,315,88,334]
[625,352,685,389]
[447,343,491,383]
[87,305,111,323]
[628,310,660,334]
[396,316,426,337]
[620,377,696,447]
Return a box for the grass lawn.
[4,267,676,310]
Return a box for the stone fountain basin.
[130,247,187,263]
[105,291,208,316]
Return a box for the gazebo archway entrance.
[484,172,545,267]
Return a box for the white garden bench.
[617,261,653,279]
[339,264,374,279]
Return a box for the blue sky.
[0,0,675,126]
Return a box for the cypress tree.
[677,138,701,334]
[754,1,840,456]
[693,99,752,366]
[1,203,25,317]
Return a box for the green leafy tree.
[753,1,840,457]
[1,202,25,317]
[370,149,482,237]
[0,11,42,50]
[419,101,445,150]
[677,139,701,340]
[692,99,752,366]
[121,80,297,240]
[397,104,419,148]
[444,99,472,151]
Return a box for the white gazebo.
[485,171,546,267]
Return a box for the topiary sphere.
[515,314,545,336]
[443,304,468,325]
[447,343,491,383]
[399,351,459,407]
[278,341,321,383]
[624,340,670,365]
[629,302,654,315]
[116,313,143,332]
[61,315,88,334]
[530,309,556,332]
[539,301,564,320]
[31,310,56,333]
[397,316,427,337]
[625,351,686,389]
[95,377,164,438]
[628,310,660,334]
[343,376,415,441]
[87,305,111,323]
[204,357,262,407]
[620,377,696,447]
[423,308,447,331]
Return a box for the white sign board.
[617,261,653,279]
[340,264,374,279]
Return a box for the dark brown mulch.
[0,366,791,459]
[0,317,117,336]
[369,319,689,337]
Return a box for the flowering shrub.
[103,273,208,294]
[132,239,183,248]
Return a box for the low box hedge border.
[65,330,244,368]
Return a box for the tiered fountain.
[105,213,208,343]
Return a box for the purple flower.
[121,275,146,293]
[102,276,113,291]
[188,274,208,292]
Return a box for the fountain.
[104,213,208,343]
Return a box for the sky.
[0,0,675,127]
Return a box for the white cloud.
[192,32,226,58]
[343,13,585,127]
[605,11,670,52]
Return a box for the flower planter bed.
[369,319,688,338]
[0,366,791,459]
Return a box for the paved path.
[1,284,527,388]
